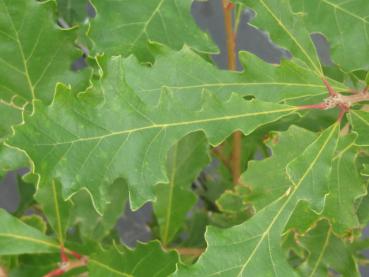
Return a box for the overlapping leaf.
[88,0,217,61]
[8,56,298,213]
[0,0,91,174]
[71,178,128,241]
[0,0,89,106]
[154,132,209,246]
[349,110,369,146]
[240,0,323,75]
[322,134,366,233]
[88,241,178,277]
[175,124,339,276]
[290,0,369,71]
[0,209,59,255]
[124,47,347,106]
[240,126,317,210]
[296,221,359,276]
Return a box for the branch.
[212,146,232,169]
[222,0,242,185]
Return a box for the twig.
[222,0,242,185]
[298,82,369,122]
[212,147,232,169]
[43,247,86,277]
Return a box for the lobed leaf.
[88,241,178,277]
[124,47,347,106]
[290,0,369,71]
[8,56,298,213]
[175,123,339,276]
[0,209,59,255]
[88,0,217,61]
[296,220,359,276]
[154,132,209,246]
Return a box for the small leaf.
[240,125,317,210]
[296,220,359,277]
[0,209,59,255]
[71,178,128,241]
[154,132,209,246]
[88,0,217,61]
[34,180,72,247]
[88,241,178,277]
[322,134,366,233]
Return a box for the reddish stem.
[298,103,328,110]
[322,79,337,96]
[222,0,242,184]
[60,247,68,263]
[70,251,82,260]
[337,107,347,123]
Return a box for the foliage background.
[1,0,369,276]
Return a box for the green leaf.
[88,0,217,61]
[290,0,369,71]
[174,123,339,276]
[71,178,128,241]
[153,132,209,246]
[0,0,89,105]
[8,56,298,213]
[296,220,359,277]
[0,0,91,171]
[88,241,178,277]
[322,134,366,233]
[0,145,29,178]
[240,125,317,210]
[242,0,322,75]
[34,180,72,247]
[0,209,59,255]
[124,47,347,106]
[349,110,369,146]
[0,102,22,141]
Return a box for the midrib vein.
[129,0,165,49]
[35,107,298,146]
[1,0,35,100]
[0,233,59,249]
[140,82,341,92]
[258,0,323,76]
